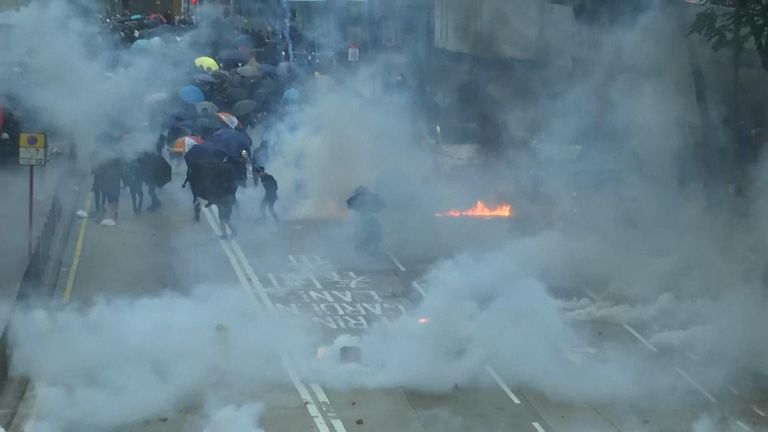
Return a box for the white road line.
[673,366,718,404]
[621,323,659,353]
[484,365,521,404]
[203,208,342,432]
[310,383,330,405]
[412,281,427,298]
[288,254,298,265]
[686,351,700,361]
[229,240,276,312]
[309,274,323,290]
[266,273,280,289]
[736,420,753,431]
[310,384,348,432]
[386,252,406,272]
[729,385,741,396]
[202,209,257,307]
[752,405,766,417]
[284,360,330,432]
[532,421,546,432]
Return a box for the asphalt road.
[9,167,768,432]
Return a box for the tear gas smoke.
[3,0,768,429]
[10,287,304,430]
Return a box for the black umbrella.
[180,115,222,135]
[227,88,249,104]
[218,49,251,63]
[232,99,258,117]
[139,152,172,187]
[211,70,231,82]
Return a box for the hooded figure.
[346,187,385,255]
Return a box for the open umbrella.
[180,85,205,104]
[211,70,230,82]
[139,152,172,187]
[131,39,150,50]
[208,127,252,158]
[195,56,220,72]
[234,65,260,78]
[232,100,258,117]
[131,14,144,20]
[195,101,219,115]
[194,74,218,83]
[282,88,300,104]
[148,13,166,23]
[170,110,196,121]
[172,136,204,156]
[218,49,252,64]
[216,113,239,130]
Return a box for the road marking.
[532,421,546,432]
[284,362,330,432]
[736,420,753,431]
[309,274,323,290]
[485,365,521,404]
[412,281,427,298]
[311,384,348,432]
[23,195,92,430]
[386,252,406,272]
[673,366,717,404]
[752,405,766,417]
[685,351,700,361]
[63,195,92,302]
[621,323,658,353]
[202,207,345,432]
[729,385,741,396]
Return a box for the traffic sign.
[19,132,46,166]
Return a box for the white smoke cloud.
[10,287,308,430]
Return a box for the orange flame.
[435,200,513,219]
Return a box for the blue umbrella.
[179,85,205,104]
[208,128,252,158]
[131,14,144,20]
[282,88,300,104]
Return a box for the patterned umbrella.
[172,136,204,155]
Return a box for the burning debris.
[434,201,513,219]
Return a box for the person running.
[254,166,279,222]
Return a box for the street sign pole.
[19,132,46,259]
[28,165,33,258]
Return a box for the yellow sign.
[19,133,47,166]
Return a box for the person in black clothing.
[255,166,279,222]
[93,157,123,225]
[346,186,385,255]
[122,157,144,214]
